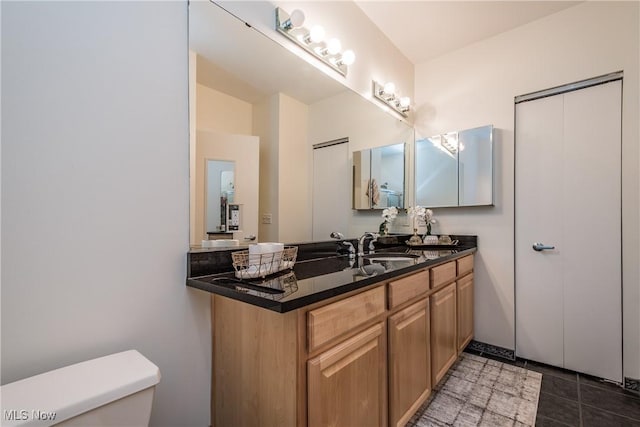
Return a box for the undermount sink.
[362,253,420,262]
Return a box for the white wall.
[196,82,253,134]
[414,1,640,378]
[278,94,311,243]
[1,2,211,426]
[254,95,279,242]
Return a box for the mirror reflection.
[189,1,414,246]
[206,160,235,234]
[415,125,493,208]
[458,126,494,206]
[415,134,458,207]
[353,143,406,209]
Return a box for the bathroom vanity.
[188,239,476,427]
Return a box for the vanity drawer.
[388,269,430,309]
[308,286,385,352]
[430,261,456,289]
[457,255,474,276]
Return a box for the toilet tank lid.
[0,350,160,426]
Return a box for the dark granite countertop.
[187,243,477,313]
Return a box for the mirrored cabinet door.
[353,143,406,210]
[415,125,493,208]
[459,125,494,206]
[415,135,458,207]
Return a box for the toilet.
[1,350,160,426]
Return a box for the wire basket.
[255,271,299,300]
[232,246,298,279]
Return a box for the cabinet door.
[431,282,457,386]
[457,273,474,353]
[308,322,387,427]
[389,299,431,427]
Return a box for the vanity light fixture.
[372,80,411,117]
[441,132,459,154]
[275,7,355,76]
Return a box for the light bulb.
[289,9,305,28]
[399,97,410,108]
[340,49,355,66]
[309,25,325,44]
[383,82,396,96]
[327,38,342,55]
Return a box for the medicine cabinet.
[353,143,406,210]
[415,125,494,207]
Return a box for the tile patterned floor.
[407,350,640,427]
[467,350,640,427]
[408,352,543,426]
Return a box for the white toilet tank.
[1,350,160,427]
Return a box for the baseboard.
[625,377,640,394]
[466,340,516,361]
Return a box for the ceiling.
[354,1,582,64]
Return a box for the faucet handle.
[368,234,379,251]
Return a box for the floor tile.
[580,383,640,420]
[580,374,640,398]
[536,393,580,426]
[541,375,579,401]
[535,415,574,426]
[581,403,640,427]
[525,361,578,382]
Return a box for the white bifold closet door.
[312,140,350,241]
[515,79,622,382]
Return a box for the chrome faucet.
[330,231,355,258]
[357,232,379,256]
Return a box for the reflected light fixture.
[276,7,355,76]
[441,132,459,154]
[372,80,411,117]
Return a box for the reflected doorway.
[312,139,349,240]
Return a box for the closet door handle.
[533,242,555,251]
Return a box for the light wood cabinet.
[431,282,457,386]
[308,286,385,352]
[388,269,430,309]
[388,299,431,427]
[308,322,387,427]
[457,255,474,276]
[457,273,474,352]
[430,261,456,288]
[211,253,474,427]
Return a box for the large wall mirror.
[189,1,413,245]
[415,125,494,207]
